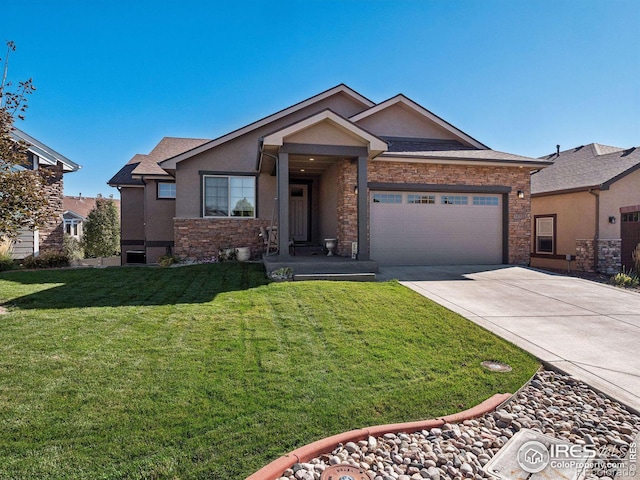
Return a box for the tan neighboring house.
[8,128,81,259]
[531,143,640,274]
[62,195,121,240]
[108,84,549,266]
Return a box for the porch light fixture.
[300,169,305,172]
[354,186,358,195]
[309,157,314,161]
[517,190,525,199]
[609,216,616,224]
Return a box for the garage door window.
[535,216,555,254]
[441,195,468,205]
[408,194,435,204]
[373,193,402,204]
[473,196,499,206]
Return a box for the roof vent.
[556,144,560,155]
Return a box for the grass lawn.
[0,263,538,479]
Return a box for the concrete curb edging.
[245,392,512,480]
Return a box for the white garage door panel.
[370,192,503,266]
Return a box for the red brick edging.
[246,392,512,480]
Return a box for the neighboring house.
[62,195,121,240]
[108,84,549,266]
[531,143,640,274]
[8,128,81,259]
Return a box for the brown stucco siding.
[367,161,533,265]
[120,188,145,243]
[174,218,271,261]
[39,163,65,254]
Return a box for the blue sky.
[4,0,639,198]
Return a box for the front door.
[289,184,309,242]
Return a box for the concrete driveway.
[378,265,640,412]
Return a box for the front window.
[535,216,555,254]
[203,175,255,217]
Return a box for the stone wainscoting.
[596,239,622,274]
[575,239,595,272]
[174,218,271,261]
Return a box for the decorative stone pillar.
[596,239,622,274]
[575,239,595,272]
[39,162,65,254]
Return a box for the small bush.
[633,242,640,274]
[63,234,84,261]
[0,253,15,272]
[23,253,70,269]
[611,269,640,288]
[158,254,181,267]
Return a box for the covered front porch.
[257,109,387,277]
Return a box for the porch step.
[294,273,376,282]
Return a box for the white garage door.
[370,191,503,266]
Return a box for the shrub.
[63,234,84,261]
[23,252,70,269]
[611,269,639,288]
[158,254,181,267]
[0,253,15,272]
[0,238,15,271]
[633,242,640,274]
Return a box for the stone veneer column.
[596,239,622,274]
[39,163,65,254]
[575,239,595,272]
[335,159,357,257]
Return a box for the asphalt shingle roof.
[108,138,210,186]
[380,137,547,164]
[531,143,640,195]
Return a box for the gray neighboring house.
[531,143,640,274]
[7,128,81,259]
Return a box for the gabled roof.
[532,143,640,195]
[262,109,388,156]
[108,137,209,186]
[10,127,80,172]
[159,84,375,169]
[63,196,121,220]
[350,94,489,150]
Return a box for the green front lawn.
[0,264,538,479]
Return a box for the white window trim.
[202,175,256,218]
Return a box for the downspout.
[589,189,599,272]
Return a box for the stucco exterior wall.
[174,93,369,219]
[144,180,176,243]
[530,191,596,271]
[600,169,640,239]
[286,122,368,146]
[355,104,461,141]
[120,188,145,243]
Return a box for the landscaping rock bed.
[277,370,639,480]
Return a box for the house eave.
[378,154,552,169]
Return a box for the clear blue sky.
[4,0,639,199]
